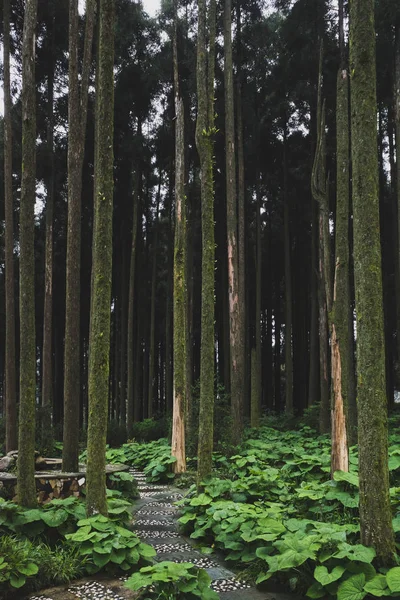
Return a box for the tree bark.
[4,0,17,453]
[251,182,262,427]
[350,0,395,564]
[17,0,38,508]
[148,179,161,419]
[86,0,115,517]
[42,5,55,450]
[395,21,400,377]
[196,0,216,485]
[127,143,140,436]
[225,0,244,444]
[63,0,97,472]
[283,131,293,414]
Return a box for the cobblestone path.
[27,469,298,600]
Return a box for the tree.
[41,2,56,449]
[63,0,97,472]
[17,0,38,508]
[4,0,17,453]
[86,0,115,517]
[196,0,216,485]
[225,0,245,443]
[171,0,187,473]
[350,0,395,564]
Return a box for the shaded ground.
[26,469,300,600]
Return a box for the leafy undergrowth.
[172,425,400,599]
[0,492,155,597]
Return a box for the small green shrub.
[0,535,39,591]
[108,471,139,499]
[65,514,156,574]
[125,561,219,599]
[131,417,169,442]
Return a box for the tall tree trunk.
[251,183,262,427]
[350,0,395,564]
[120,244,128,427]
[308,196,319,407]
[196,0,216,485]
[171,2,187,473]
[4,0,17,453]
[63,0,97,472]
[395,21,400,377]
[42,5,55,449]
[86,0,115,517]
[283,131,293,414]
[127,148,140,436]
[17,0,38,508]
[236,0,246,428]
[148,179,161,419]
[166,167,174,414]
[225,0,244,444]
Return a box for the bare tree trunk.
[395,21,400,378]
[127,145,141,436]
[63,0,97,472]
[86,0,115,517]
[42,5,55,450]
[17,0,38,508]
[225,0,244,444]
[283,130,293,414]
[4,0,17,453]
[251,182,262,427]
[148,179,161,419]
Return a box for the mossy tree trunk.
[225,0,244,444]
[42,5,55,450]
[350,0,396,564]
[171,1,187,473]
[196,0,216,485]
[86,0,115,517]
[332,17,357,450]
[17,0,38,508]
[63,0,97,472]
[4,0,17,453]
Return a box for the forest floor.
[26,466,300,600]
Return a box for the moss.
[350,0,395,564]
[86,0,114,517]
[17,0,38,508]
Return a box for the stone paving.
[26,468,299,600]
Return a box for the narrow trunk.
[395,21,400,376]
[42,6,55,449]
[318,212,330,434]
[171,3,187,473]
[166,168,174,413]
[63,0,97,472]
[251,184,262,427]
[350,0,395,563]
[225,0,244,444]
[120,246,128,426]
[86,0,115,517]
[308,196,319,406]
[17,0,38,508]
[196,0,217,485]
[148,180,161,419]
[283,132,293,414]
[4,0,17,452]
[127,144,141,436]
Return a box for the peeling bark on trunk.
[225,0,244,444]
[4,0,17,453]
[18,0,38,508]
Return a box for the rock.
[0,456,14,471]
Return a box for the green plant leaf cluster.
[65,514,156,573]
[125,561,219,599]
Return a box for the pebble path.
[27,469,296,600]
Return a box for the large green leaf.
[337,574,366,600]
[333,471,359,487]
[314,565,346,586]
[387,567,400,593]
[41,509,69,527]
[364,575,391,597]
[334,543,376,563]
